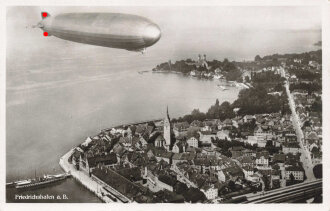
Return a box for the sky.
[7,6,321,62]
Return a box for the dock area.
[59,148,126,203]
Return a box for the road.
[171,165,197,188]
[284,79,315,181]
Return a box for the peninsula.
[60,50,322,203]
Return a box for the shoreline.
[59,149,112,203]
[152,69,251,89]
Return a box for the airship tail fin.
[41,12,51,19]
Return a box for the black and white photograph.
[2,0,328,209]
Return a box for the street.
[284,79,315,181]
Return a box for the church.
[153,107,174,151]
[163,106,172,151]
[196,54,209,69]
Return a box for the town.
[61,50,322,203]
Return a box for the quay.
[59,149,114,203]
[59,147,133,203]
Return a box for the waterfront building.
[79,153,118,176]
[195,54,209,69]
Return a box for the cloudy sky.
[7,6,321,65]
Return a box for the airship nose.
[143,23,161,46]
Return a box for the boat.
[6,181,17,188]
[217,85,228,91]
[138,70,149,74]
[15,172,71,190]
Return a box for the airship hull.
[40,13,161,51]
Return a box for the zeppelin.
[37,12,161,52]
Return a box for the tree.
[187,127,200,139]
[265,140,273,148]
[215,99,220,106]
[265,140,279,155]
[183,187,206,203]
[263,175,270,190]
[311,100,322,113]
[228,180,236,191]
[245,76,250,83]
[311,147,319,154]
[313,164,322,179]
[289,173,295,183]
[174,182,188,195]
[255,55,262,62]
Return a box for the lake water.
[6,60,241,202]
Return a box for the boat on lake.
[217,84,228,91]
[13,172,71,190]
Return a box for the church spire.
[164,105,171,149]
[166,105,170,120]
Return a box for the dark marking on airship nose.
[143,23,161,47]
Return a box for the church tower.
[163,106,171,150]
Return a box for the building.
[256,151,269,167]
[199,131,216,144]
[187,136,199,148]
[285,166,304,181]
[154,150,173,164]
[242,166,254,178]
[238,156,255,167]
[243,115,255,123]
[164,107,172,150]
[282,142,301,155]
[230,146,244,159]
[196,54,209,69]
[216,130,230,140]
[273,153,286,164]
[155,135,165,148]
[79,153,118,176]
[285,134,297,142]
[245,136,258,146]
[157,174,176,192]
[201,185,218,200]
[172,152,195,166]
[172,141,187,153]
[254,126,274,142]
